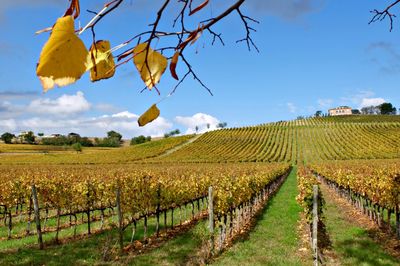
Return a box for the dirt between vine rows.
[320,181,400,260]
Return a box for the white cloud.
[341,90,374,106]
[95,103,121,113]
[317,98,333,108]
[28,91,91,116]
[360,97,386,108]
[0,118,17,131]
[0,111,173,138]
[340,90,388,109]
[175,113,220,134]
[0,92,214,138]
[287,102,297,113]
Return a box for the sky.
[0,0,399,138]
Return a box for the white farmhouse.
[328,106,352,116]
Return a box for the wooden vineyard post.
[208,186,215,255]
[312,185,318,266]
[26,196,33,235]
[32,185,43,250]
[116,187,123,252]
[396,205,400,238]
[156,185,161,237]
[7,210,12,239]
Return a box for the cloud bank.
[0,90,221,138]
[175,113,220,134]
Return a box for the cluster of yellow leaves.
[35,0,209,126]
[36,17,173,94]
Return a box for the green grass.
[212,166,311,266]
[322,185,400,266]
[129,221,207,266]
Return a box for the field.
[0,115,399,265]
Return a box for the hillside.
[0,135,194,165]
[156,115,400,163]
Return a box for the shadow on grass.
[336,230,399,266]
[0,214,207,266]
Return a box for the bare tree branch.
[369,0,400,32]
[76,0,259,96]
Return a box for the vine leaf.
[88,40,116,82]
[133,43,167,90]
[36,15,89,92]
[138,104,160,127]
[170,51,180,80]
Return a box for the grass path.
[320,182,400,266]
[212,166,311,266]
[156,134,202,158]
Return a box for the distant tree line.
[42,133,93,147]
[130,135,151,145]
[164,129,180,138]
[0,130,125,148]
[360,102,397,115]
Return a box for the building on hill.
[328,106,352,116]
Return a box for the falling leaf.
[89,40,115,82]
[138,104,160,127]
[133,43,167,90]
[36,16,89,92]
[189,0,209,16]
[170,51,180,80]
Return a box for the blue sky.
[0,0,399,138]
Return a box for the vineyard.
[0,135,193,165]
[157,116,400,163]
[311,159,400,230]
[0,115,399,265]
[0,163,289,251]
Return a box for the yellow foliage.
[133,43,167,90]
[138,104,160,127]
[36,16,89,92]
[88,40,115,82]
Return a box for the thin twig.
[369,0,400,32]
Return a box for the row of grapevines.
[310,159,400,209]
[157,117,400,163]
[0,163,289,221]
[296,166,324,222]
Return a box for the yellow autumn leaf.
[133,43,167,90]
[89,40,115,82]
[36,15,89,92]
[138,104,160,127]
